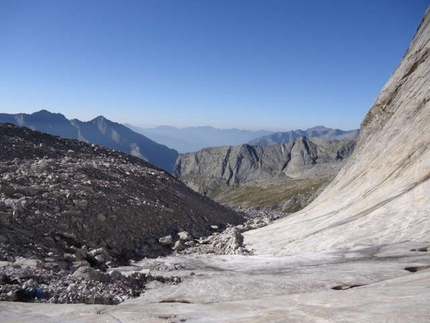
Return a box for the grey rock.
[72,267,102,282]
[177,231,192,241]
[14,258,43,270]
[159,235,173,246]
[63,253,78,263]
[71,261,91,270]
[0,212,11,225]
[172,240,184,251]
[22,278,39,289]
[73,199,88,209]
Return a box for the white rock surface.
[245,8,430,254]
[1,242,430,322]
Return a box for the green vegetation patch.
[212,177,333,213]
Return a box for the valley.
[0,4,429,323]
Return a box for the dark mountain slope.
[0,123,243,262]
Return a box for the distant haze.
[126,124,274,153]
[127,124,359,153]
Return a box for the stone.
[22,279,39,289]
[73,199,88,209]
[177,231,192,241]
[63,253,78,263]
[0,185,15,196]
[20,185,44,196]
[72,267,102,282]
[14,258,43,270]
[172,240,184,251]
[0,212,11,224]
[71,261,91,270]
[109,270,124,281]
[159,235,173,246]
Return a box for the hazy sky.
[1,1,428,131]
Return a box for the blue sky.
[0,1,428,131]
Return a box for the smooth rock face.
[245,8,430,254]
[174,136,356,195]
[1,242,430,322]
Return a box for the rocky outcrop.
[248,126,359,146]
[174,136,356,195]
[245,8,430,254]
[0,123,243,264]
[0,110,178,173]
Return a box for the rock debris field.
[0,124,285,306]
[0,123,264,305]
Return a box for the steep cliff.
[174,136,356,195]
[245,9,430,253]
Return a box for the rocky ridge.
[0,110,178,173]
[174,136,356,211]
[248,126,359,146]
[174,136,356,195]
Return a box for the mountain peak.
[92,115,107,122]
[31,109,68,121]
[307,126,329,131]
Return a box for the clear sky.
[1,1,428,131]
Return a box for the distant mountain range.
[125,124,274,153]
[0,110,178,173]
[248,126,359,146]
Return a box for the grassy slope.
[211,177,333,213]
